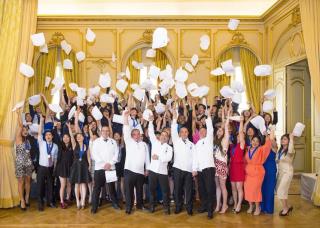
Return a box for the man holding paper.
[147,115,173,215]
[123,109,150,215]
[91,126,120,214]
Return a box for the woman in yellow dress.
[276,133,294,216]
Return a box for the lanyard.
[231,145,236,157]
[79,144,85,161]
[248,146,259,160]
[46,142,53,158]
[278,149,285,160]
[132,118,138,128]
[24,140,31,151]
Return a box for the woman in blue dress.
[261,137,278,214]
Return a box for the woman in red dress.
[229,116,246,213]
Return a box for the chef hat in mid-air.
[86,28,96,43]
[63,59,73,70]
[99,73,111,88]
[69,83,78,92]
[152,28,169,49]
[228,19,240,30]
[48,104,63,113]
[264,89,276,100]
[175,82,188,99]
[220,86,235,98]
[148,65,160,80]
[146,49,156,58]
[221,59,234,75]
[175,67,188,82]
[200,34,210,51]
[210,67,225,76]
[19,63,34,78]
[143,109,153,121]
[31,33,46,47]
[28,94,41,106]
[254,65,272,76]
[184,63,194,73]
[231,80,244,93]
[191,54,199,66]
[133,87,145,101]
[262,100,274,112]
[76,51,86,62]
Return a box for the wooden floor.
[0,178,319,228]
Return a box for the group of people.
[15,88,296,219]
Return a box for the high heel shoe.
[20,201,27,211]
[279,207,293,216]
[60,202,67,209]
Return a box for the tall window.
[229,47,249,113]
[233,66,249,113]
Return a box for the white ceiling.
[38,0,279,16]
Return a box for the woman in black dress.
[67,113,91,210]
[56,133,73,209]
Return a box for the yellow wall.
[35,0,319,172]
[36,16,267,102]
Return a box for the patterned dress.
[214,145,228,179]
[15,142,34,178]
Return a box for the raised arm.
[66,122,76,149]
[74,107,81,133]
[15,111,23,144]
[171,107,179,143]
[192,101,197,135]
[148,115,157,142]
[239,116,245,149]
[37,115,44,143]
[107,116,113,137]
[221,113,230,153]
[288,133,295,155]
[123,109,131,143]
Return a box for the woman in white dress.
[276,133,295,216]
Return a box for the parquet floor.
[0,177,319,228]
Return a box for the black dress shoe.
[174,208,182,214]
[187,210,193,216]
[125,209,131,215]
[197,208,207,213]
[91,209,97,214]
[208,212,213,219]
[25,202,30,208]
[112,203,121,210]
[48,203,57,208]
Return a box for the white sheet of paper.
[105,170,118,183]
[112,114,124,124]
